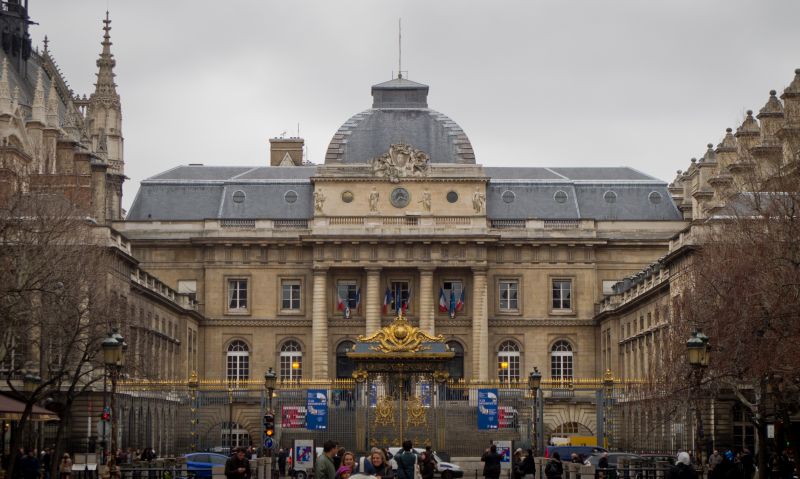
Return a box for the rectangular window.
[390,281,410,312]
[336,281,359,312]
[281,280,301,311]
[228,279,248,311]
[178,280,197,302]
[498,280,518,311]
[552,279,572,310]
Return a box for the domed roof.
[324,76,475,164]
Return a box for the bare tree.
[656,166,800,479]
[0,188,120,477]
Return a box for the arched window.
[550,340,573,381]
[446,341,465,380]
[336,341,356,379]
[497,340,520,382]
[280,341,303,381]
[226,340,249,382]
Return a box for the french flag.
[448,289,457,318]
[456,288,465,312]
[403,287,412,313]
[438,288,448,312]
[382,287,392,315]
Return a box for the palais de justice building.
[116,76,686,385]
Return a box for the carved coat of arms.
[370,143,431,183]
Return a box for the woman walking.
[58,454,72,479]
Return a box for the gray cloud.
[33,0,800,211]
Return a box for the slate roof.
[127,165,682,222]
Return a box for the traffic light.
[263,413,274,437]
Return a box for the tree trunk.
[7,402,34,479]
[756,422,768,479]
[50,401,74,479]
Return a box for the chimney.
[269,137,304,166]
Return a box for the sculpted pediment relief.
[370,143,431,183]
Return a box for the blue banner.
[306,389,328,430]
[420,382,431,407]
[478,389,499,430]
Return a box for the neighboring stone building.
[596,69,800,453]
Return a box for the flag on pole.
[438,287,448,312]
[403,287,412,313]
[382,287,392,315]
[448,289,457,318]
[456,287,465,312]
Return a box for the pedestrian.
[315,441,337,479]
[481,445,502,479]
[396,441,418,479]
[420,452,435,479]
[709,451,722,474]
[342,452,358,474]
[369,450,394,479]
[224,448,252,479]
[278,449,287,477]
[596,453,610,479]
[544,452,563,479]
[41,449,52,479]
[512,449,524,479]
[740,449,754,479]
[333,447,345,470]
[336,466,352,479]
[520,449,536,479]
[58,454,72,479]
[20,450,40,479]
[667,452,698,479]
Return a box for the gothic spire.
[93,11,118,98]
[31,69,46,123]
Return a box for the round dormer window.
[648,191,663,205]
[603,191,617,204]
[284,190,298,204]
[232,190,246,204]
[501,190,516,204]
[554,190,568,204]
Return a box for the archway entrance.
[347,312,453,450]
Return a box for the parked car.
[183,453,229,479]
[544,446,607,460]
[584,452,645,468]
[639,454,673,465]
[385,448,464,479]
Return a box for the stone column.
[419,267,435,334]
[472,268,489,381]
[312,268,328,379]
[365,267,382,335]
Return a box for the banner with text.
[477,388,499,430]
[306,389,328,430]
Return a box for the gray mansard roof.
[126,165,681,222]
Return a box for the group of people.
[481,446,537,479]
[2,448,74,479]
[314,440,437,479]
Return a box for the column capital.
[471,266,488,275]
[418,266,436,273]
[312,266,329,274]
[365,267,382,273]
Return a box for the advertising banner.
[293,440,314,472]
[477,388,498,430]
[306,389,328,430]
[281,406,306,429]
[493,440,512,468]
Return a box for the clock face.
[390,187,410,208]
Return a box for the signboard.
[493,440,512,468]
[264,437,274,449]
[294,440,315,472]
[477,388,498,430]
[281,406,306,429]
[306,389,328,430]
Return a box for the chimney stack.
[269,137,304,166]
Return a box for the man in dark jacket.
[481,445,502,479]
[19,450,41,479]
[544,452,563,479]
[521,449,536,479]
[396,441,418,479]
[225,448,252,479]
[667,453,698,479]
[277,449,287,477]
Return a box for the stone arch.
[543,404,596,444]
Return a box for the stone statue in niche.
[370,143,431,183]
[472,187,486,213]
[369,187,380,213]
[419,189,431,212]
[314,189,325,213]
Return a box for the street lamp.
[686,330,710,466]
[102,329,125,479]
[528,367,542,455]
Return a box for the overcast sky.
[33,1,800,212]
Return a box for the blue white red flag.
[438,288,448,312]
[383,287,392,315]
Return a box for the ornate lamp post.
[686,330,710,466]
[102,329,125,479]
[528,367,542,454]
[187,371,199,451]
